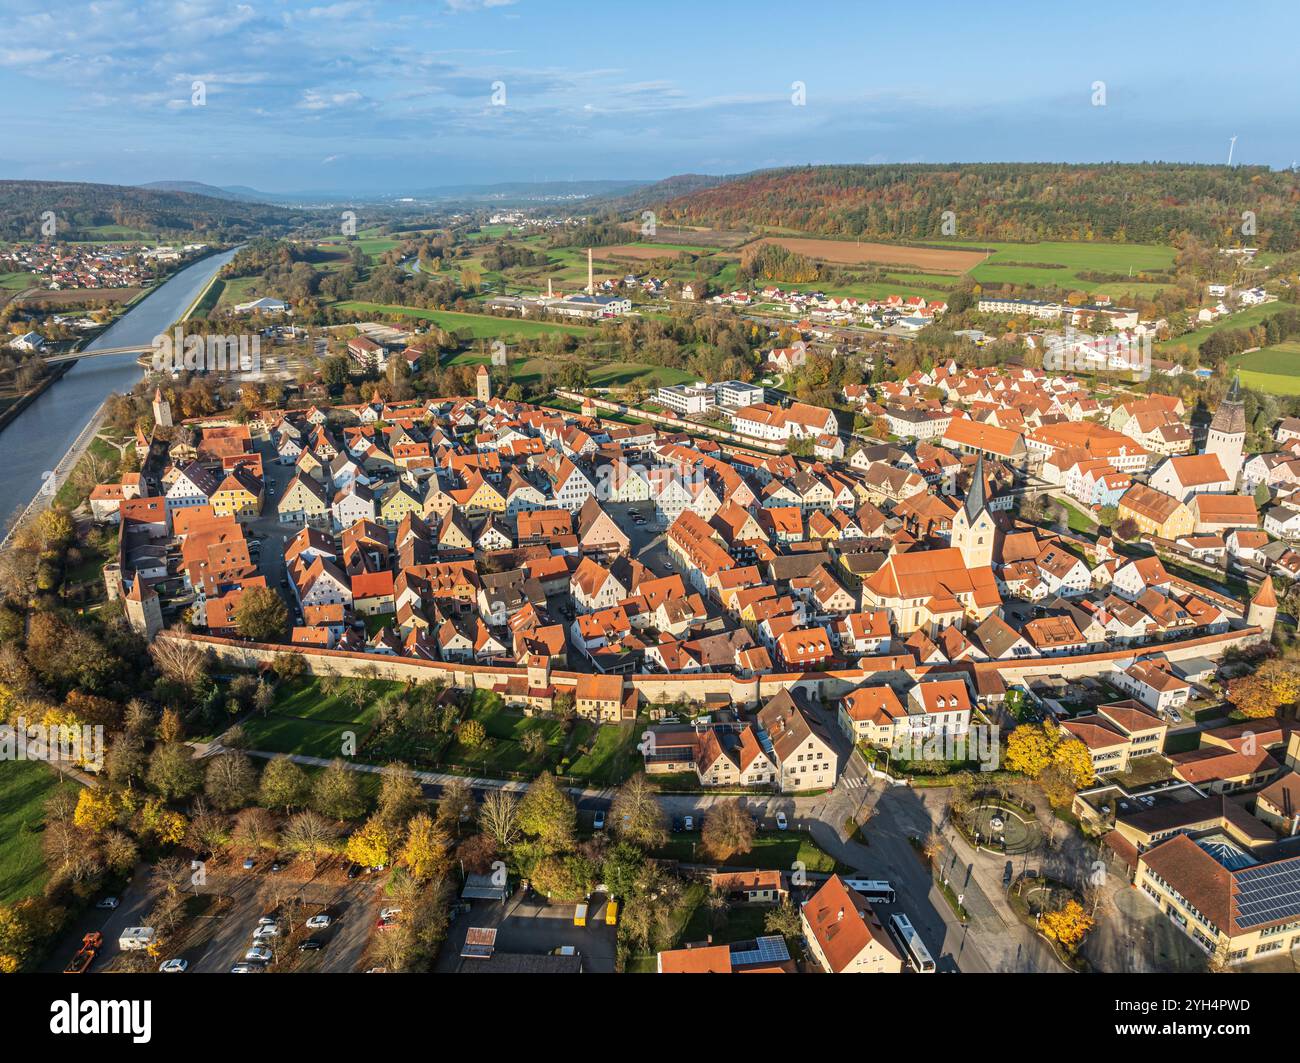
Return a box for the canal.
[0,246,239,528]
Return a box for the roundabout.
[966,803,1041,855]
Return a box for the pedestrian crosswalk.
[841,775,868,790]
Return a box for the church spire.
[964,452,987,522]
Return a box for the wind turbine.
[1227,136,1237,166]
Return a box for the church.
[861,456,1003,635]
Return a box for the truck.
[118,927,157,951]
[63,932,103,974]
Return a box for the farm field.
[617,222,755,249]
[16,287,141,308]
[0,271,37,290]
[599,244,689,261]
[945,239,1176,294]
[0,760,77,906]
[333,300,595,339]
[753,236,987,272]
[312,231,402,262]
[1229,340,1300,394]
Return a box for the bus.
[842,879,895,905]
[888,913,935,973]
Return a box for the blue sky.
[1,0,1297,193]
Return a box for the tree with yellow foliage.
[1039,899,1094,952]
[1051,737,1096,789]
[73,787,117,833]
[158,708,185,744]
[398,812,451,881]
[140,796,187,846]
[344,816,392,871]
[1004,723,1056,778]
[1228,658,1300,719]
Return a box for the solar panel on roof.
[728,934,790,967]
[1233,859,1300,929]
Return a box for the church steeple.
[964,452,987,522]
[953,452,997,569]
[1206,372,1246,488]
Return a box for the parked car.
[95,897,119,910]
[671,817,684,833]
[270,861,284,873]
[298,938,325,952]
[1168,708,1182,722]
[380,907,403,921]
[347,863,363,879]
[230,963,263,974]
[158,959,188,973]
[682,815,694,831]
[305,915,332,930]
[257,916,278,927]
[775,812,788,831]
[253,924,280,941]
[592,810,606,830]
[244,946,273,963]
[242,857,255,870]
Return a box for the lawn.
[441,695,582,776]
[567,720,644,786]
[443,348,692,393]
[1229,340,1300,395]
[334,300,595,339]
[651,831,846,873]
[1160,301,1293,355]
[680,896,773,945]
[588,362,698,388]
[0,760,78,905]
[1054,496,1098,533]
[239,676,401,759]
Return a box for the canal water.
[0,246,239,527]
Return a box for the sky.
[1,0,1297,195]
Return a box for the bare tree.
[609,771,668,848]
[150,633,210,689]
[436,777,474,835]
[701,800,755,861]
[281,810,341,868]
[478,789,521,850]
[922,829,944,866]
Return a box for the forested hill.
[582,172,734,214]
[655,163,1300,250]
[0,180,310,241]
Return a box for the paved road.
[43,862,157,973]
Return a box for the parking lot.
[185,863,384,974]
[437,885,618,973]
